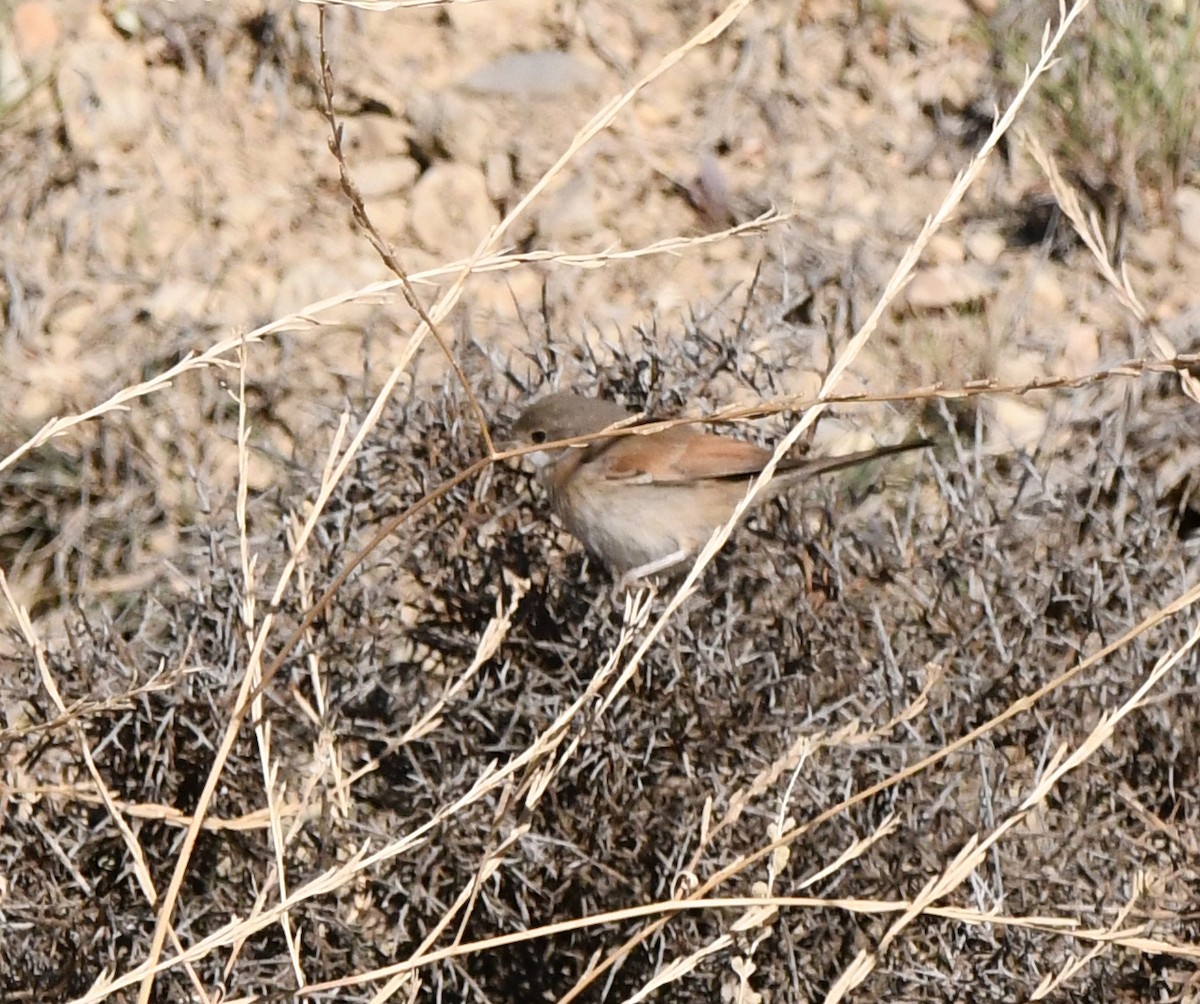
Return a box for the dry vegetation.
[2,0,1200,1001]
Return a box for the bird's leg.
[617,548,692,590]
[607,578,657,607]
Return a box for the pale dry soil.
[1,1,1199,1001]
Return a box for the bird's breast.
[545,460,746,573]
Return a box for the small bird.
[511,391,930,585]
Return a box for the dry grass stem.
[8,0,1200,999]
[1026,130,1200,405]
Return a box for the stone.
[0,24,28,104]
[905,263,997,310]
[13,3,58,58]
[533,175,599,244]
[1028,270,1067,317]
[463,51,597,98]
[965,228,1006,265]
[1173,186,1200,251]
[57,41,155,153]
[484,151,514,204]
[409,163,496,259]
[145,280,213,322]
[354,158,419,199]
[1054,322,1100,376]
[989,397,1046,450]
[407,90,495,167]
[927,233,965,264]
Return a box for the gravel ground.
[2,1,1199,1001]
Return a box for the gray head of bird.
[510,392,633,469]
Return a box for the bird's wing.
[595,428,772,484]
[595,429,934,485]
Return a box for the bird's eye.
[530,430,547,444]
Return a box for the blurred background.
[2,1,1199,1001]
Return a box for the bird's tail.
[777,436,934,479]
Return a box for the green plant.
[987,0,1200,209]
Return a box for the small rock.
[484,151,514,203]
[1079,296,1125,333]
[48,301,93,340]
[20,349,87,422]
[272,254,380,322]
[830,215,866,244]
[533,175,598,244]
[1162,304,1200,346]
[786,140,832,182]
[990,397,1046,450]
[409,163,496,258]
[0,28,28,104]
[1028,270,1067,317]
[927,233,965,265]
[219,192,288,242]
[778,369,823,402]
[58,41,155,153]
[965,228,1006,265]
[354,157,419,199]
[1131,225,1174,268]
[905,263,997,310]
[913,58,983,113]
[110,5,141,37]
[1173,186,1200,250]
[206,438,277,493]
[632,88,686,129]
[13,2,58,57]
[686,153,736,231]
[1053,322,1100,376]
[905,0,972,46]
[463,50,597,98]
[407,90,495,167]
[998,349,1046,387]
[472,269,542,319]
[145,280,213,322]
[368,194,410,237]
